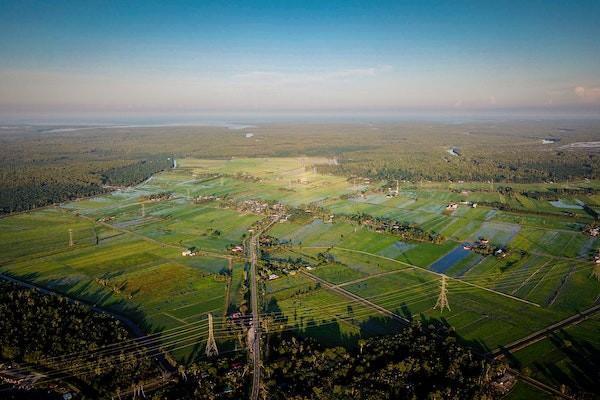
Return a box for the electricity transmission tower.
[434,274,450,312]
[205,313,219,357]
[68,228,74,247]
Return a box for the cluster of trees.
[260,254,312,275]
[0,155,172,214]
[0,280,160,397]
[101,158,173,186]
[348,213,443,243]
[149,355,249,399]
[263,322,506,399]
[139,191,173,202]
[0,179,105,214]
[522,187,600,200]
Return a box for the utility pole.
[68,228,74,247]
[141,203,145,217]
[205,313,219,357]
[434,274,450,312]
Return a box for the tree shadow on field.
[265,297,284,316]
[1,270,152,338]
[541,331,600,393]
[1,271,151,334]
[416,314,491,355]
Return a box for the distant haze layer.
[1,1,599,117]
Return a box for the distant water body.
[38,121,256,133]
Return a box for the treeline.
[0,280,160,397]
[263,322,506,399]
[317,152,599,184]
[101,157,173,186]
[0,180,105,214]
[522,187,600,200]
[0,156,172,214]
[348,213,444,243]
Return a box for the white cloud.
[574,85,600,101]
[575,86,586,97]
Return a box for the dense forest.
[148,323,505,400]
[262,323,506,400]
[1,121,599,214]
[0,155,172,213]
[0,280,160,398]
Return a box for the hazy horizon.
[0,111,600,127]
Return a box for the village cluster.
[463,238,507,258]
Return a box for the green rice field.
[1,157,598,391]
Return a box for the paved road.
[248,234,261,400]
[248,216,280,400]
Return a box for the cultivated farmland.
[1,156,598,395]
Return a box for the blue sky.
[1,0,599,118]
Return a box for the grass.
[1,156,598,372]
[504,381,553,400]
[509,314,600,395]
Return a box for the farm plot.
[132,204,260,252]
[340,264,559,349]
[470,221,521,246]
[509,314,600,396]
[264,277,401,346]
[304,250,413,284]
[505,381,554,400]
[510,226,596,258]
[270,219,354,247]
[0,208,97,265]
[429,246,471,273]
[0,207,232,339]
